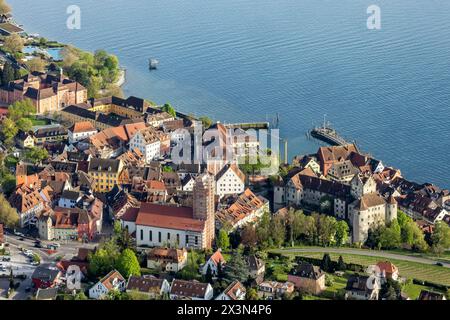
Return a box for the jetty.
[310,115,349,146]
[224,122,270,130]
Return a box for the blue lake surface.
[9,0,450,188]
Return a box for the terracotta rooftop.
[136,203,205,232]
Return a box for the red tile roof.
[136,203,205,232]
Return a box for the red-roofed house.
[68,121,97,143]
[216,280,246,300]
[375,261,399,282]
[201,249,226,276]
[89,270,126,299]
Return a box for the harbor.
[309,115,351,146]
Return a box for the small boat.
[149,58,159,70]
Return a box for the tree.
[204,264,213,283]
[3,34,24,53]
[88,239,120,277]
[335,220,349,246]
[246,288,259,300]
[199,116,213,129]
[8,99,36,121]
[161,103,176,117]
[431,221,450,255]
[25,147,49,164]
[256,212,271,248]
[320,253,333,273]
[0,173,16,196]
[116,249,141,278]
[0,117,18,145]
[337,255,346,271]
[26,57,47,73]
[0,0,11,15]
[224,250,250,283]
[241,225,257,247]
[216,230,230,251]
[270,215,286,247]
[379,219,402,249]
[16,118,33,132]
[0,194,18,227]
[0,62,16,85]
[180,251,202,280]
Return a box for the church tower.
[193,174,215,249]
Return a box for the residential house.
[16,131,35,148]
[68,121,97,144]
[201,249,226,277]
[9,184,46,227]
[89,270,126,299]
[31,265,61,289]
[88,158,124,192]
[257,281,294,299]
[316,144,359,176]
[147,247,188,272]
[215,164,245,198]
[247,255,265,284]
[33,126,68,144]
[418,290,447,301]
[169,279,214,300]
[287,262,326,295]
[129,126,161,164]
[58,190,82,208]
[126,275,170,299]
[375,261,399,282]
[345,275,380,300]
[216,281,246,300]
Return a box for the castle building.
[0,72,87,114]
[348,174,397,243]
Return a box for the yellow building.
[88,158,124,193]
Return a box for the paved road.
[4,233,98,263]
[275,247,450,268]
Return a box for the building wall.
[136,224,206,249]
[287,274,326,295]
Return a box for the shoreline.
[6,8,449,190]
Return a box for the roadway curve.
[274,247,450,268]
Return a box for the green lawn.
[275,251,450,286]
[401,283,433,300]
[27,116,49,126]
[320,273,349,300]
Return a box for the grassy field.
[27,116,49,126]
[275,251,450,286]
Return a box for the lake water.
[9,0,450,188]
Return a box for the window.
[167,233,170,241]
[177,234,180,243]
[158,232,161,243]
[149,230,152,241]
[140,229,143,241]
[195,236,198,245]
[185,235,189,245]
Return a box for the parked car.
[2,256,11,262]
[435,262,444,267]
